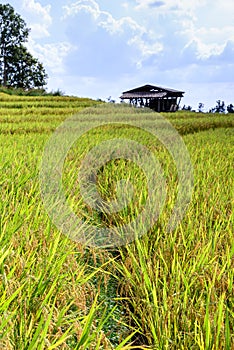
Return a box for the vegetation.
[0,4,47,89]
[182,100,234,114]
[209,100,226,114]
[0,86,67,97]
[227,104,234,114]
[0,95,233,349]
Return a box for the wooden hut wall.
[129,97,179,111]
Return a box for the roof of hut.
[120,84,184,99]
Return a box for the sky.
[2,0,234,110]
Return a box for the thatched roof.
[120,84,184,99]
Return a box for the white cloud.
[121,2,130,10]
[132,0,234,65]
[63,0,99,19]
[27,39,75,74]
[180,23,234,59]
[63,0,162,71]
[63,0,145,35]
[128,36,163,68]
[22,0,52,38]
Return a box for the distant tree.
[0,4,47,89]
[50,88,65,96]
[182,104,192,111]
[227,104,234,113]
[107,96,115,103]
[198,102,204,113]
[210,100,225,113]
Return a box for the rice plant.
[0,95,233,349]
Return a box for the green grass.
[0,95,233,349]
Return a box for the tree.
[182,104,192,111]
[0,4,47,89]
[107,96,115,103]
[210,100,225,113]
[227,104,234,113]
[198,102,204,113]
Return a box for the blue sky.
[2,0,234,110]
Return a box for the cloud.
[1,0,233,109]
[27,39,74,74]
[219,40,234,63]
[59,0,234,100]
[129,0,234,72]
[135,0,206,11]
[149,1,165,8]
[135,0,176,10]
[22,0,52,38]
[62,0,162,77]
[63,0,145,35]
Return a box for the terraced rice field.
[0,93,233,349]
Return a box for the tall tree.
[0,4,47,89]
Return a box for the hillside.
[0,96,233,349]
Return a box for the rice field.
[0,93,233,349]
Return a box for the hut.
[120,84,184,112]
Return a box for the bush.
[0,86,47,96]
[0,86,67,97]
